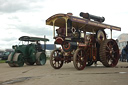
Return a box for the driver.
[36,41,42,52]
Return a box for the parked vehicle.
[2,50,13,60]
[6,36,49,67]
[46,12,121,70]
[0,50,4,60]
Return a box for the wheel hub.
[81,57,84,61]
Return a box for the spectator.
[121,47,126,62]
[124,41,128,62]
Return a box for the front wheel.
[7,53,15,67]
[13,53,24,67]
[50,49,63,69]
[73,48,86,70]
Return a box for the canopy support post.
[110,29,112,39]
[53,20,56,38]
[64,18,68,37]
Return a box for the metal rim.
[50,49,63,69]
[96,30,106,43]
[100,39,119,67]
[13,53,24,67]
[7,53,15,67]
[39,53,46,65]
[36,52,46,65]
[73,48,86,70]
[17,54,24,67]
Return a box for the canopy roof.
[19,36,49,42]
[46,13,121,32]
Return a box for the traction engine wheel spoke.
[50,49,63,69]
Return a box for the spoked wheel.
[7,53,15,67]
[36,52,46,65]
[50,49,63,69]
[100,39,119,67]
[73,48,86,70]
[13,53,24,67]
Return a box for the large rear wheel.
[100,39,119,67]
[50,49,63,69]
[36,52,46,65]
[73,48,86,70]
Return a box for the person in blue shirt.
[124,41,128,62]
[121,47,126,62]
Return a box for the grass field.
[0,60,6,63]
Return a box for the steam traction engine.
[6,36,49,67]
[46,12,121,70]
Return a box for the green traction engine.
[6,36,49,67]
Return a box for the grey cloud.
[0,36,18,49]
[1,37,17,42]
[0,1,29,13]
[8,16,19,20]
[0,0,45,13]
[16,25,52,36]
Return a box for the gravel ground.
[0,61,128,85]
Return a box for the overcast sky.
[0,0,127,49]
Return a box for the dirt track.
[0,61,128,85]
